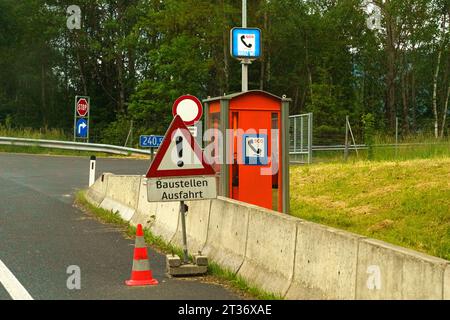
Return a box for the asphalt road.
[0,153,239,300]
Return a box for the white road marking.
[0,259,33,300]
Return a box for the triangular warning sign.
[146,115,215,178]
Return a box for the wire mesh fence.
[290,114,450,164]
[289,113,313,164]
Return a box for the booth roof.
[202,90,290,103]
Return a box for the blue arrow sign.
[140,135,164,148]
[76,118,88,138]
[231,28,262,59]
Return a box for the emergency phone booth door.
[203,90,290,213]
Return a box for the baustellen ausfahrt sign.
[145,115,217,203]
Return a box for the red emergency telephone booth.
[203,90,290,213]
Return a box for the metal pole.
[241,0,249,92]
[87,97,90,144]
[308,113,313,164]
[281,97,291,214]
[300,116,304,163]
[348,119,359,158]
[293,117,297,154]
[395,117,399,158]
[180,201,189,264]
[130,120,133,148]
[344,116,349,161]
[73,96,77,142]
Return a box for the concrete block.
[444,265,450,300]
[193,254,208,267]
[104,175,141,210]
[356,239,447,300]
[132,178,160,230]
[168,264,208,277]
[85,173,112,206]
[99,198,135,222]
[172,200,211,254]
[202,198,250,273]
[136,178,180,242]
[152,202,180,242]
[286,221,363,300]
[166,255,182,268]
[237,203,297,297]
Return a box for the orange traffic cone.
[125,224,158,286]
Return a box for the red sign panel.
[172,95,203,126]
[76,98,89,117]
[146,115,215,178]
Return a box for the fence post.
[308,113,313,164]
[395,117,399,159]
[344,116,349,161]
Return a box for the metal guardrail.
[2,136,447,158]
[0,137,151,156]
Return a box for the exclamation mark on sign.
[176,136,184,168]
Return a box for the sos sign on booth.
[243,134,268,166]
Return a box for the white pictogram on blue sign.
[231,28,261,59]
[140,135,164,148]
[243,134,268,165]
[76,118,88,138]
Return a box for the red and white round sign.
[76,98,89,117]
[172,95,203,126]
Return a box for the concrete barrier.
[286,220,363,300]
[237,205,298,297]
[203,197,250,274]
[172,200,211,254]
[99,175,141,222]
[131,177,158,229]
[132,200,179,243]
[85,173,112,206]
[445,265,450,300]
[86,174,450,300]
[104,175,141,209]
[100,198,136,222]
[150,202,180,243]
[356,239,448,300]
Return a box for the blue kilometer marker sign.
[140,135,164,148]
[231,28,262,59]
[76,118,88,138]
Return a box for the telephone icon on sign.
[240,35,253,49]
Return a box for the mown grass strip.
[290,158,450,261]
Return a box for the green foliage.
[0,0,449,141]
[101,116,132,147]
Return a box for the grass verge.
[290,158,450,260]
[75,190,282,300]
[0,145,116,158]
